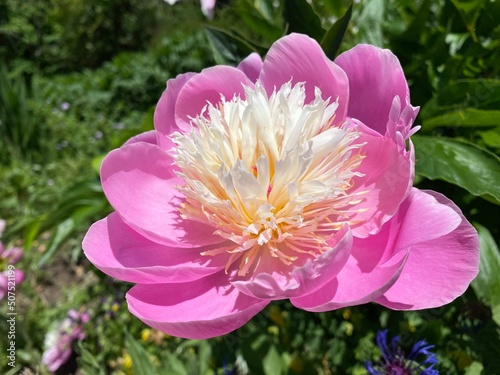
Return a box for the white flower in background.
[164,0,216,19]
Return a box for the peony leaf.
[124,330,158,375]
[471,224,500,325]
[478,128,500,149]
[450,0,487,41]
[413,135,500,204]
[355,0,385,46]
[38,218,74,267]
[284,0,325,42]
[422,109,500,130]
[204,27,256,66]
[320,1,353,59]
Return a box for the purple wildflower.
[42,309,90,372]
[366,330,439,375]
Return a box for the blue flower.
[366,330,439,375]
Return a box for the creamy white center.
[171,81,365,276]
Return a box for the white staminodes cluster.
[171,81,365,276]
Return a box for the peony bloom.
[164,0,216,19]
[0,219,24,300]
[42,309,90,372]
[83,33,479,339]
[366,330,439,375]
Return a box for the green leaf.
[478,127,500,148]
[250,0,276,21]
[38,218,75,267]
[124,330,158,375]
[399,0,432,43]
[204,27,256,66]
[468,322,500,372]
[413,135,500,204]
[235,2,283,42]
[451,0,487,41]
[465,362,484,375]
[356,0,385,46]
[471,224,500,325]
[320,2,353,59]
[419,79,500,121]
[77,342,107,375]
[161,353,188,375]
[178,340,212,375]
[422,109,500,130]
[284,0,325,42]
[263,344,284,375]
[321,0,352,16]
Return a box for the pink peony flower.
[83,34,479,339]
[42,309,90,372]
[0,220,25,300]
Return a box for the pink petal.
[231,226,352,299]
[3,247,23,264]
[348,129,414,237]
[335,44,412,136]
[42,347,72,372]
[201,0,216,18]
[175,66,253,131]
[101,141,222,248]
[83,213,229,284]
[14,269,24,285]
[376,189,479,310]
[123,130,158,147]
[126,273,269,339]
[237,52,263,82]
[259,33,349,123]
[0,274,7,300]
[154,73,195,149]
[290,243,408,312]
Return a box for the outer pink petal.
[175,66,253,131]
[376,189,479,310]
[237,52,263,82]
[259,33,349,123]
[335,44,415,137]
[123,130,158,147]
[231,226,352,300]
[290,244,408,312]
[101,141,222,248]
[126,273,269,339]
[154,73,196,149]
[83,213,229,284]
[348,129,413,237]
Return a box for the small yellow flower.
[267,325,279,336]
[123,352,132,369]
[342,309,351,320]
[141,328,152,342]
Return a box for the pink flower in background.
[0,219,24,300]
[164,0,216,19]
[83,33,479,339]
[42,309,90,372]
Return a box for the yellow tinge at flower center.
[171,81,366,276]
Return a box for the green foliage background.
[0,0,499,374]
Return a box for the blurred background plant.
[0,0,498,374]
